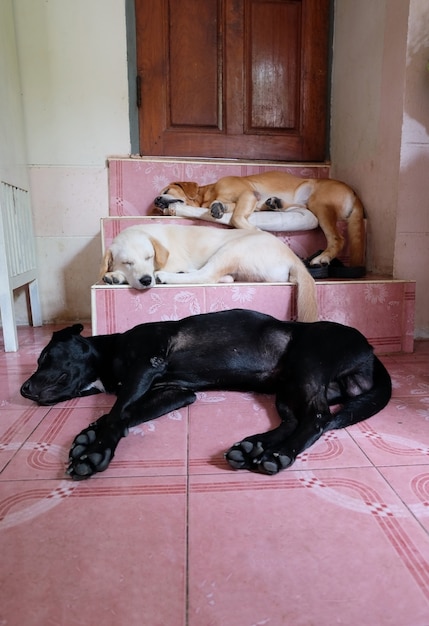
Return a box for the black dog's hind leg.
[225,387,332,475]
[67,386,197,480]
[225,413,331,475]
[225,356,391,475]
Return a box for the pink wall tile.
[317,280,415,352]
[92,278,415,353]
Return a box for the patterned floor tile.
[378,465,429,533]
[1,325,429,626]
[348,398,429,467]
[188,391,372,475]
[1,405,188,481]
[188,468,429,626]
[0,476,187,626]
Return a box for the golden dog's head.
[154,181,203,211]
[100,227,169,289]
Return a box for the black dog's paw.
[225,439,293,475]
[66,422,118,480]
[210,201,226,219]
[264,197,283,210]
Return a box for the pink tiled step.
[93,160,416,354]
[107,157,331,217]
[91,278,415,354]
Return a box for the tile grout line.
[185,406,190,626]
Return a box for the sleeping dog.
[20,309,392,481]
[100,223,318,323]
[154,171,366,266]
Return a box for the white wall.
[0,0,29,190]
[13,0,130,322]
[331,0,429,337]
[330,0,409,274]
[0,0,34,325]
[395,0,429,337]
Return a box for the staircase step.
[91,276,415,354]
[94,159,415,354]
[107,158,330,217]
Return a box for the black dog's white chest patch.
[82,379,106,393]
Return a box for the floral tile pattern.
[92,278,415,353]
[1,325,429,625]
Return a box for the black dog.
[20,309,392,480]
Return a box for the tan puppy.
[100,223,318,322]
[154,171,365,266]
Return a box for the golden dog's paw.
[155,270,176,284]
[156,205,177,216]
[264,196,284,210]
[103,271,128,285]
[309,252,332,266]
[210,201,226,219]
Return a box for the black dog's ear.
[52,324,84,341]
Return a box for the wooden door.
[135,0,331,161]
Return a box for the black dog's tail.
[328,356,392,430]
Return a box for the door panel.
[135,0,330,161]
[246,0,301,131]
[169,0,221,128]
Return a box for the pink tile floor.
[1,325,429,625]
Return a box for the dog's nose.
[21,380,37,400]
[154,196,165,208]
[139,275,152,287]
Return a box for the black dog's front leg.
[67,385,197,480]
[67,413,122,479]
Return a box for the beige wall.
[331,0,429,337]
[0,0,29,190]
[12,0,130,322]
[2,0,428,336]
[395,0,429,337]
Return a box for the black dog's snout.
[139,275,152,287]
[20,380,37,400]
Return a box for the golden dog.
[154,171,365,266]
[100,223,318,322]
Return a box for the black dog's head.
[20,324,103,406]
